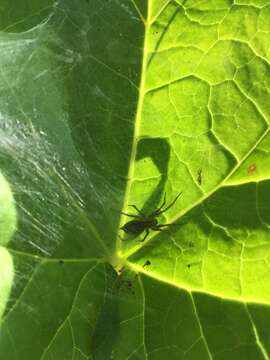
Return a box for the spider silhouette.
[120,192,182,242]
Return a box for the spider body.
[120,192,182,242]
[121,218,158,236]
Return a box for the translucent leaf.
[1,1,270,359]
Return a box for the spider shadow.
[135,137,171,216]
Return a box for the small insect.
[197,169,202,185]
[143,260,151,269]
[120,192,182,242]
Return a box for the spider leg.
[154,223,177,228]
[151,227,166,232]
[139,229,150,242]
[150,193,166,217]
[121,211,140,218]
[128,204,145,217]
[154,192,182,216]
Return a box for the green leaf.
[1,1,270,359]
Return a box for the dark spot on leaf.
[197,168,202,185]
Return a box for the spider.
[120,192,182,242]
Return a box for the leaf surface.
[1,1,270,359]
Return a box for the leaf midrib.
[115,3,150,255]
